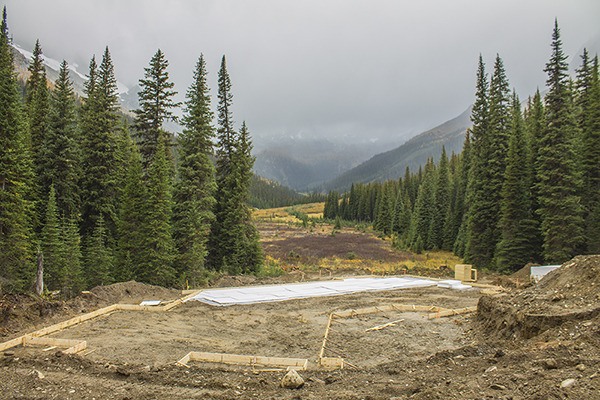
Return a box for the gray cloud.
[5,0,600,144]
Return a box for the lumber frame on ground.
[0,290,203,353]
[178,351,309,370]
[319,302,478,370]
[23,336,87,354]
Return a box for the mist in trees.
[324,20,600,272]
[0,7,263,295]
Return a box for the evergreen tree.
[136,140,177,286]
[83,215,113,288]
[226,122,263,273]
[374,183,394,235]
[392,190,412,244]
[25,39,45,106]
[116,134,145,282]
[0,7,34,291]
[576,54,600,253]
[427,147,449,249]
[45,60,80,219]
[80,49,121,239]
[60,217,84,296]
[495,93,539,271]
[207,56,239,271]
[408,158,436,250]
[25,39,50,227]
[134,49,179,167]
[465,54,511,269]
[173,55,217,285]
[40,186,63,291]
[536,20,584,262]
[453,132,471,257]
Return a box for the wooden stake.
[365,318,405,332]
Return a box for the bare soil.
[1,247,599,399]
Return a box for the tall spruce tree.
[136,139,177,285]
[207,56,237,270]
[25,39,50,228]
[428,147,449,249]
[116,133,145,282]
[60,216,84,296]
[80,49,121,239]
[453,131,471,257]
[408,158,436,250]
[464,55,492,267]
[172,55,217,285]
[0,7,34,291]
[495,93,539,271]
[465,54,511,269]
[134,49,179,168]
[83,215,113,287]
[207,57,263,273]
[227,122,263,273]
[40,186,63,291]
[576,53,600,253]
[45,60,80,219]
[536,20,584,262]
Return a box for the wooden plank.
[186,351,308,369]
[319,313,334,359]
[0,336,25,352]
[365,318,405,332]
[177,352,192,366]
[64,340,87,354]
[29,304,119,337]
[319,357,344,369]
[22,336,87,354]
[428,306,477,319]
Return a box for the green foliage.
[83,215,113,288]
[134,49,179,168]
[428,147,449,249]
[40,186,62,291]
[208,59,263,274]
[576,53,600,253]
[535,20,584,263]
[136,140,177,286]
[172,55,216,285]
[45,60,81,219]
[0,8,34,291]
[495,93,539,271]
[465,54,511,269]
[249,175,306,209]
[80,49,121,239]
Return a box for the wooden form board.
[0,290,203,353]
[332,304,446,319]
[178,351,309,370]
[427,306,478,319]
[23,336,87,354]
[319,357,344,369]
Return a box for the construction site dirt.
[1,237,599,399]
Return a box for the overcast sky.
[5,0,600,144]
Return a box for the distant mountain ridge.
[11,42,130,107]
[322,106,472,192]
[253,137,400,191]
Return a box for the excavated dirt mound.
[88,280,181,304]
[477,255,600,340]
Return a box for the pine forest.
[1,8,598,298]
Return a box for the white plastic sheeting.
[436,280,472,291]
[188,277,451,306]
[530,265,561,282]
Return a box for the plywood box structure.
[455,264,477,282]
